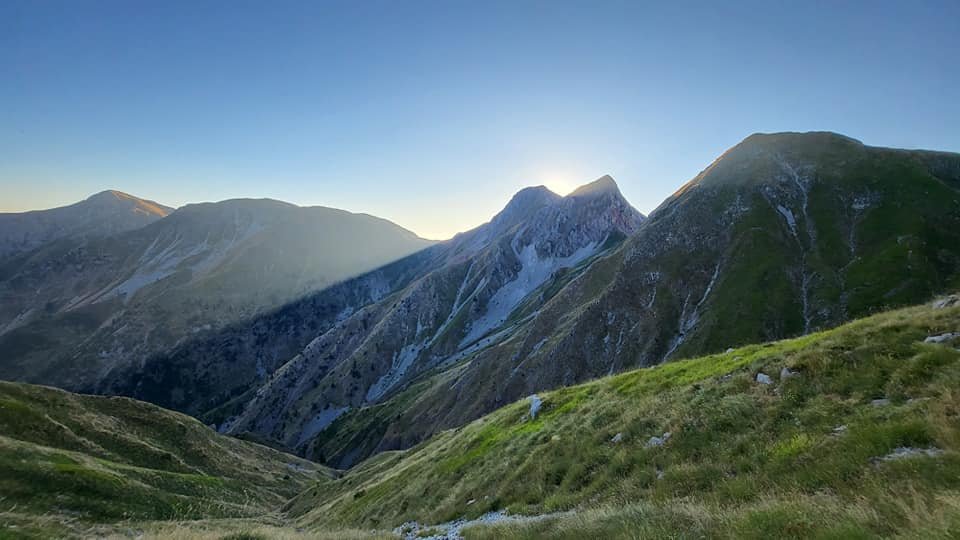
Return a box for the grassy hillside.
[289,294,960,538]
[0,382,335,538]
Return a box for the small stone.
[780,367,798,380]
[833,425,847,434]
[646,431,671,448]
[878,446,944,462]
[871,398,890,407]
[467,498,476,505]
[756,372,773,385]
[932,295,960,309]
[725,347,735,354]
[656,467,665,480]
[611,432,623,443]
[528,394,543,419]
[924,332,958,344]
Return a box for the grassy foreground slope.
[0,382,334,538]
[291,295,960,538]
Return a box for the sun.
[543,180,574,196]
[537,172,578,196]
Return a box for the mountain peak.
[661,131,870,204]
[85,190,173,217]
[735,131,864,152]
[512,185,561,202]
[484,185,562,232]
[568,175,621,198]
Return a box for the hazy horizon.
[3,0,958,239]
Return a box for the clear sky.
[2,0,958,239]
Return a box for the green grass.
[288,296,960,538]
[0,381,335,537]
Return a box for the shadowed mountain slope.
[0,197,433,391]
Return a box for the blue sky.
[2,0,958,239]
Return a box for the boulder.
[527,394,543,419]
[932,295,960,310]
[646,432,671,448]
[780,367,799,380]
[924,332,958,344]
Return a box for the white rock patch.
[877,447,944,462]
[528,394,543,419]
[396,510,571,540]
[646,432,671,448]
[924,332,958,344]
[461,242,598,347]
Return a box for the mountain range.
[1,130,959,538]
[6,131,953,469]
[0,195,432,390]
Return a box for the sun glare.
[536,171,578,196]
[543,180,574,196]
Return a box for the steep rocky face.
[306,132,960,467]
[0,198,433,390]
[0,190,172,258]
[221,179,641,448]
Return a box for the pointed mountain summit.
[85,189,173,217]
[501,185,561,214]
[568,174,621,197]
[456,185,561,251]
[0,190,173,258]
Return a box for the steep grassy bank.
[0,382,334,538]
[290,295,960,538]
